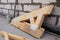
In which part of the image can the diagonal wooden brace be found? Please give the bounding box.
[11,5,54,38]
[0,31,30,40]
[11,5,54,22]
[0,32,9,40]
[30,13,45,30]
[11,21,45,38]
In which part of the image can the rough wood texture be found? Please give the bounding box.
[0,31,29,40]
[11,5,54,38]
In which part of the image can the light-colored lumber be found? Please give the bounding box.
[11,21,45,38]
[0,31,9,40]
[30,14,45,30]
[3,32,9,40]
[0,31,29,40]
[30,16,34,24]
[11,5,54,38]
[12,5,54,22]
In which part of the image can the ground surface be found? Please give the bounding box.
[0,17,60,40]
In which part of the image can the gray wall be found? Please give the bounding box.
[0,0,56,15]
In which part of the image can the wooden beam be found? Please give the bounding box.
[35,14,45,28]
[0,31,29,40]
[11,5,54,22]
[30,16,35,24]
[11,5,54,38]
[30,14,45,30]
[3,32,9,40]
[0,31,9,40]
[11,21,45,38]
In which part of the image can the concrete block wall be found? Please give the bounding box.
[0,0,56,16]
[0,0,60,34]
